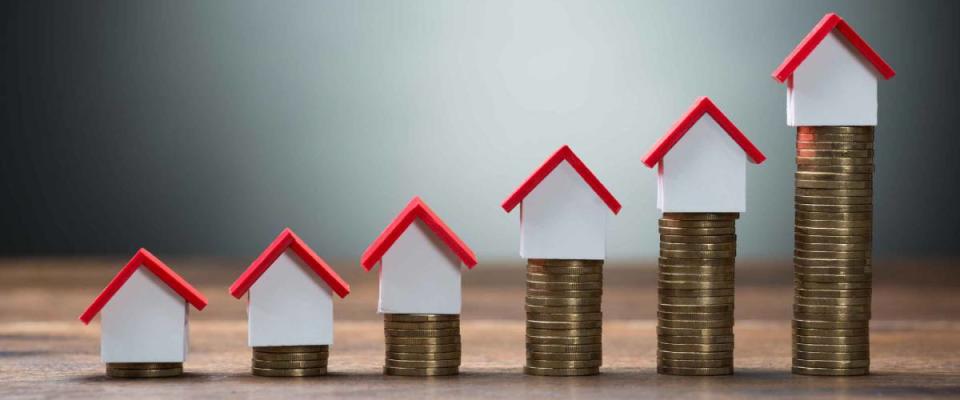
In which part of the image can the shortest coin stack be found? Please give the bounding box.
[252,345,329,377]
[657,213,738,376]
[384,314,461,376]
[525,259,603,377]
[105,362,183,378]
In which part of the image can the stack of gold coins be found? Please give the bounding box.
[105,362,183,378]
[525,259,603,376]
[383,314,461,376]
[251,345,329,377]
[657,213,738,376]
[793,126,873,376]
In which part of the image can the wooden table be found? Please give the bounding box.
[2,258,959,399]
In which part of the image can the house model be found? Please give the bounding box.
[360,196,477,315]
[642,97,766,213]
[502,145,621,260]
[229,228,350,347]
[79,248,208,363]
[773,13,896,126]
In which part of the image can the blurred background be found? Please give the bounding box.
[2,0,959,265]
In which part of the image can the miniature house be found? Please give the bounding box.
[229,228,350,347]
[773,13,896,126]
[79,249,208,363]
[502,145,621,260]
[360,196,477,315]
[642,97,766,213]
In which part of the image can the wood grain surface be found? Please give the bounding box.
[1,258,959,399]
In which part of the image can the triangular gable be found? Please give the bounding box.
[229,228,350,298]
[79,249,208,324]
[773,13,895,83]
[642,97,766,167]
[501,145,622,214]
[361,196,478,271]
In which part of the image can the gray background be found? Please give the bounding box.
[2,0,958,263]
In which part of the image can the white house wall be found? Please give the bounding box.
[248,249,335,347]
[379,219,462,314]
[660,116,746,213]
[520,160,608,260]
[101,267,188,363]
[788,31,879,126]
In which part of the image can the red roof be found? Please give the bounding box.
[642,97,766,167]
[361,196,478,271]
[79,249,208,325]
[501,145,622,214]
[773,13,895,83]
[230,228,350,298]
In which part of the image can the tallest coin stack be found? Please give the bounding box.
[793,126,873,376]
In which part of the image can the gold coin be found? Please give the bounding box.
[793,320,870,330]
[795,289,871,299]
[659,264,734,273]
[252,352,328,361]
[526,272,603,283]
[526,312,602,322]
[795,195,872,205]
[657,326,733,336]
[794,273,872,283]
[795,241,871,251]
[527,359,602,369]
[106,367,183,378]
[793,343,869,353]
[795,281,872,290]
[525,296,601,306]
[658,311,734,321]
[658,335,734,344]
[385,336,461,345]
[525,304,602,313]
[795,335,869,345]
[526,335,602,345]
[252,359,328,369]
[793,312,871,322]
[797,149,873,158]
[796,157,873,166]
[385,358,461,368]
[254,345,329,353]
[526,328,602,337]
[794,327,869,336]
[662,213,739,221]
[795,218,872,228]
[251,367,327,377]
[528,259,604,268]
[657,350,733,360]
[526,343,603,353]
[384,328,460,337]
[659,249,737,259]
[795,296,870,306]
[659,257,735,267]
[795,179,872,190]
[659,234,737,244]
[659,342,734,352]
[793,350,869,361]
[383,314,459,322]
[384,321,459,330]
[796,188,873,197]
[793,358,870,369]
[659,303,734,313]
[524,366,599,376]
[659,226,736,236]
[660,296,734,306]
[526,281,603,291]
[792,366,868,376]
[106,363,182,370]
[527,351,602,361]
[661,242,736,251]
[796,203,873,213]
[797,125,874,136]
[384,351,461,361]
[797,164,875,174]
[794,304,871,314]
[795,234,871,245]
[797,142,873,150]
[658,288,735,297]
[794,250,872,260]
[795,227,873,237]
[658,358,731,368]
[527,264,603,275]
[795,171,873,182]
[527,320,603,329]
[795,256,871,267]
[383,366,458,376]
[659,319,733,329]
[657,366,732,376]
[794,271,872,281]
[386,343,462,353]
[526,289,603,298]
[659,219,736,228]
